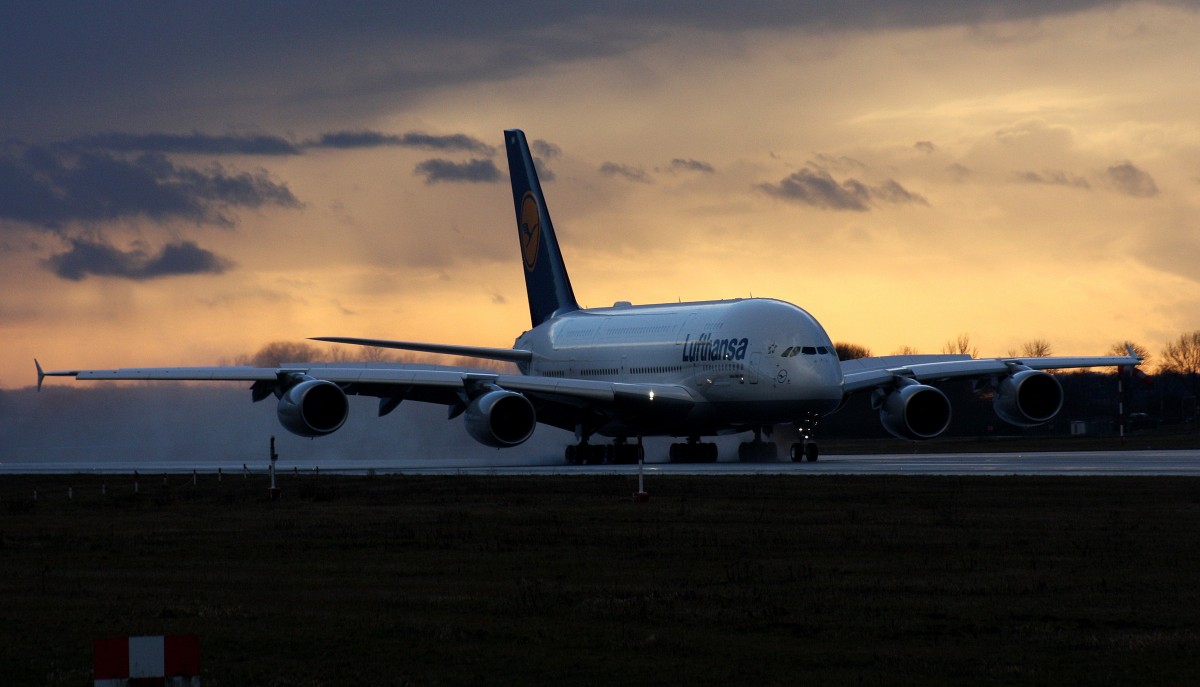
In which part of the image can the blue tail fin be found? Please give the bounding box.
[504,129,580,327]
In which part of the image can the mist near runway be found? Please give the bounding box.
[1,384,578,469]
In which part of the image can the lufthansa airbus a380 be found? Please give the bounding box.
[39,129,1141,463]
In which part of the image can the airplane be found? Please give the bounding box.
[38,129,1142,464]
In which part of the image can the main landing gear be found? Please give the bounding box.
[668,437,718,463]
[738,427,778,461]
[564,437,645,465]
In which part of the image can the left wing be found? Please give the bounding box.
[841,353,1142,394]
[36,361,695,435]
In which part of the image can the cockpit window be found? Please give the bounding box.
[802,346,817,355]
[816,346,829,355]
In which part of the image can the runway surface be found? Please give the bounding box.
[4,450,1200,476]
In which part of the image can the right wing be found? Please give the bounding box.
[308,337,533,364]
[840,353,1142,394]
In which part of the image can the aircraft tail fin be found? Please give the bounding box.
[504,129,580,327]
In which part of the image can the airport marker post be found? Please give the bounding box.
[94,634,200,686]
[633,436,649,503]
[268,436,281,501]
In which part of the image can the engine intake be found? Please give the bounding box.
[464,389,536,447]
[994,368,1063,427]
[277,378,349,437]
[878,381,952,440]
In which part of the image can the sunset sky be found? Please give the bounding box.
[5,1,1200,390]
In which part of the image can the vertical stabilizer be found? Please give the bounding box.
[504,129,580,327]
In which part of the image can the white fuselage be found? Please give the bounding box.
[514,298,845,436]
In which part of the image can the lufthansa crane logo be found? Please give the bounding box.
[519,192,541,272]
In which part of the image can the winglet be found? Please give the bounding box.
[1125,343,1143,363]
[35,359,45,391]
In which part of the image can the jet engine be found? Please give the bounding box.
[277,378,350,437]
[464,389,537,447]
[993,368,1063,427]
[878,380,952,440]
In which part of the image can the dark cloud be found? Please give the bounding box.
[667,158,715,174]
[599,162,652,184]
[532,140,562,159]
[758,167,927,211]
[68,132,301,156]
[45,238,232,281]
[914,141,938,154]
[308,131,493,154]
[3,3,1125,141]
[0,146,300,229]
[413,158,502,184]
[1105,161,1159,198]
[1012,170,1091,189]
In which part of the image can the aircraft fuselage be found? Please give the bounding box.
[516,297,844,436]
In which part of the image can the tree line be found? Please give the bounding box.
[835,330,1200,375]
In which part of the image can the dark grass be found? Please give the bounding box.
[3,473,1200,686]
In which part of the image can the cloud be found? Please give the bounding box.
[0,3,1135,143]
[0,146,300,228]
[308,131,493,154]
[413,158,502,184]
[532,140,562,159]
[914,141,938,154]
[1105,161,1159,198]
[67,132,301,156]
[599,162,652,183]
[1012,169,1091,189]
[666,158,715,174]
[45,238,232,281]
[758,167,928,211]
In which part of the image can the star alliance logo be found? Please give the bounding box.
[520,191,541,272]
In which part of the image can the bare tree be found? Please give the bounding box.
[1107,341,1151,366]
[892,345,920,355]
[834,342,871,360]
[941,333,978,358]
[1019,339,1053,357]
[234,341,321,367]
[1160,330,1200,375]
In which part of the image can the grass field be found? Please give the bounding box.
[3,472,1200,686]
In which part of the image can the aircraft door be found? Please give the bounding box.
[748,352,761,384]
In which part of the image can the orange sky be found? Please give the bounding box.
[5,2,1200,388]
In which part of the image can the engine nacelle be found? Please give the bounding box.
[879,382,952,440]
[464,390,536,447]
[277,378,349,437]
[994,369,1063,427]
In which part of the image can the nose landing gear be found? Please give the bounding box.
[789,415,820,462]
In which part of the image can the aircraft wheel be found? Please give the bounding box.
[806,443,819,462]
[585,445,606,465]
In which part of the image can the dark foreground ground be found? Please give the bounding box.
[3,473,1200,686]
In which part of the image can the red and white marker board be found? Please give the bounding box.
[94,635,200,686]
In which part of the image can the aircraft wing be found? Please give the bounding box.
[36,362,695,432]
[309,336,533,364]
[840,353,1142,394]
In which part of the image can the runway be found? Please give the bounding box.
[376,450,1200,476]
[4,450,1200,476]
